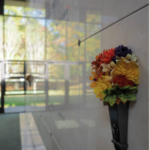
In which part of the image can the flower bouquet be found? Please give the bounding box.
[89,45,140,150]
[89,45,140,106]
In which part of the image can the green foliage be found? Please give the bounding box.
[103,84,138,106]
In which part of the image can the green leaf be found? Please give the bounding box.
[102,89,109,95]
[108,87,115,94]
[122,86,138,95]
[126,93,136,101]
[118,93,128,102]
[114,84,120,90]
[129,86,137,90]
[108,95,117,106]
[128,86,138,93]
[109,99,116,106]
[120,85,130,90]
[103,95,112,102]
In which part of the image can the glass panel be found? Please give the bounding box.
[86,13,101,23]
[86,34,101,62]
[67,45,79,61]
[26,62,45,75]
[0,16,3,60]
[79,42,85,61]
[5,79,24,92]
[4,5,25,16]
[0,63,1,107]
[49,64,65,105]
[86,62,95,103]
[26,18,45,60]
[4,61,25,113]
[5,95,25,113]
[86,23,101,37]
[25,0,45,18]
[4,16,26,60]
[25,94,46,112]
[69,64,80,104]
[5,62,24,79]
[25,6,45,18]
[67,22,85,47]
[46,20,66,61]
[26,79,45,94]
[4,1,45,18]
[49,64,64,79]
[5,62,24,74]
[25,62,46,112]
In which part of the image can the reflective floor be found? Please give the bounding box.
[20,113,46,150]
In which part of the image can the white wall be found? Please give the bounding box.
[25,0,149,150]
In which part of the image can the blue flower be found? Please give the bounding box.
[112,45,132,63]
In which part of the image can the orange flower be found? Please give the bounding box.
[91,48,115,77]
[91,55,103,70]
[89,71,98,88]
[100,48,115,64]
[99,71,105,78]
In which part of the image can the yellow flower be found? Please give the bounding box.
[89,71,98,88]
[111,57,140,84]
[93,77,112,100]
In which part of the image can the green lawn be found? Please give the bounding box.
[4,95,95,107]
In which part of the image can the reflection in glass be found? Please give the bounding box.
[0,63,2,108]
[4,17,26,60]
[85,62,96,102]
[5,62,24,74]
[26,18,45,60]
[5,79,24,91]
[26,79,45,94]
[25,7,45,18]
[20,113,47,150]
[0,16,3,60]
[69,64,80,104]
[49,64,65,105]
[86,34,101,62]
[68,45,79,61]
[1,1,104,149]
[4,5,25,16]
[67,22,85,47]
[4,95,25,113]
[4,1,45,18]
[86,13,101,23]
[26,62,45,75]
[46,20,66,61]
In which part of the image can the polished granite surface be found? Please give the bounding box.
[2,0,149,150]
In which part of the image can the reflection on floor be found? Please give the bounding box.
[80,119,95,127]
[0,111,97,150]
[54,119,95,129]
[5,106,25,113]
[0,113,21,150]
[5,106,45,113]
[20,113,47,150]
[55,120,79,129]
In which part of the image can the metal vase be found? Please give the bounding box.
[108,102,129,150]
